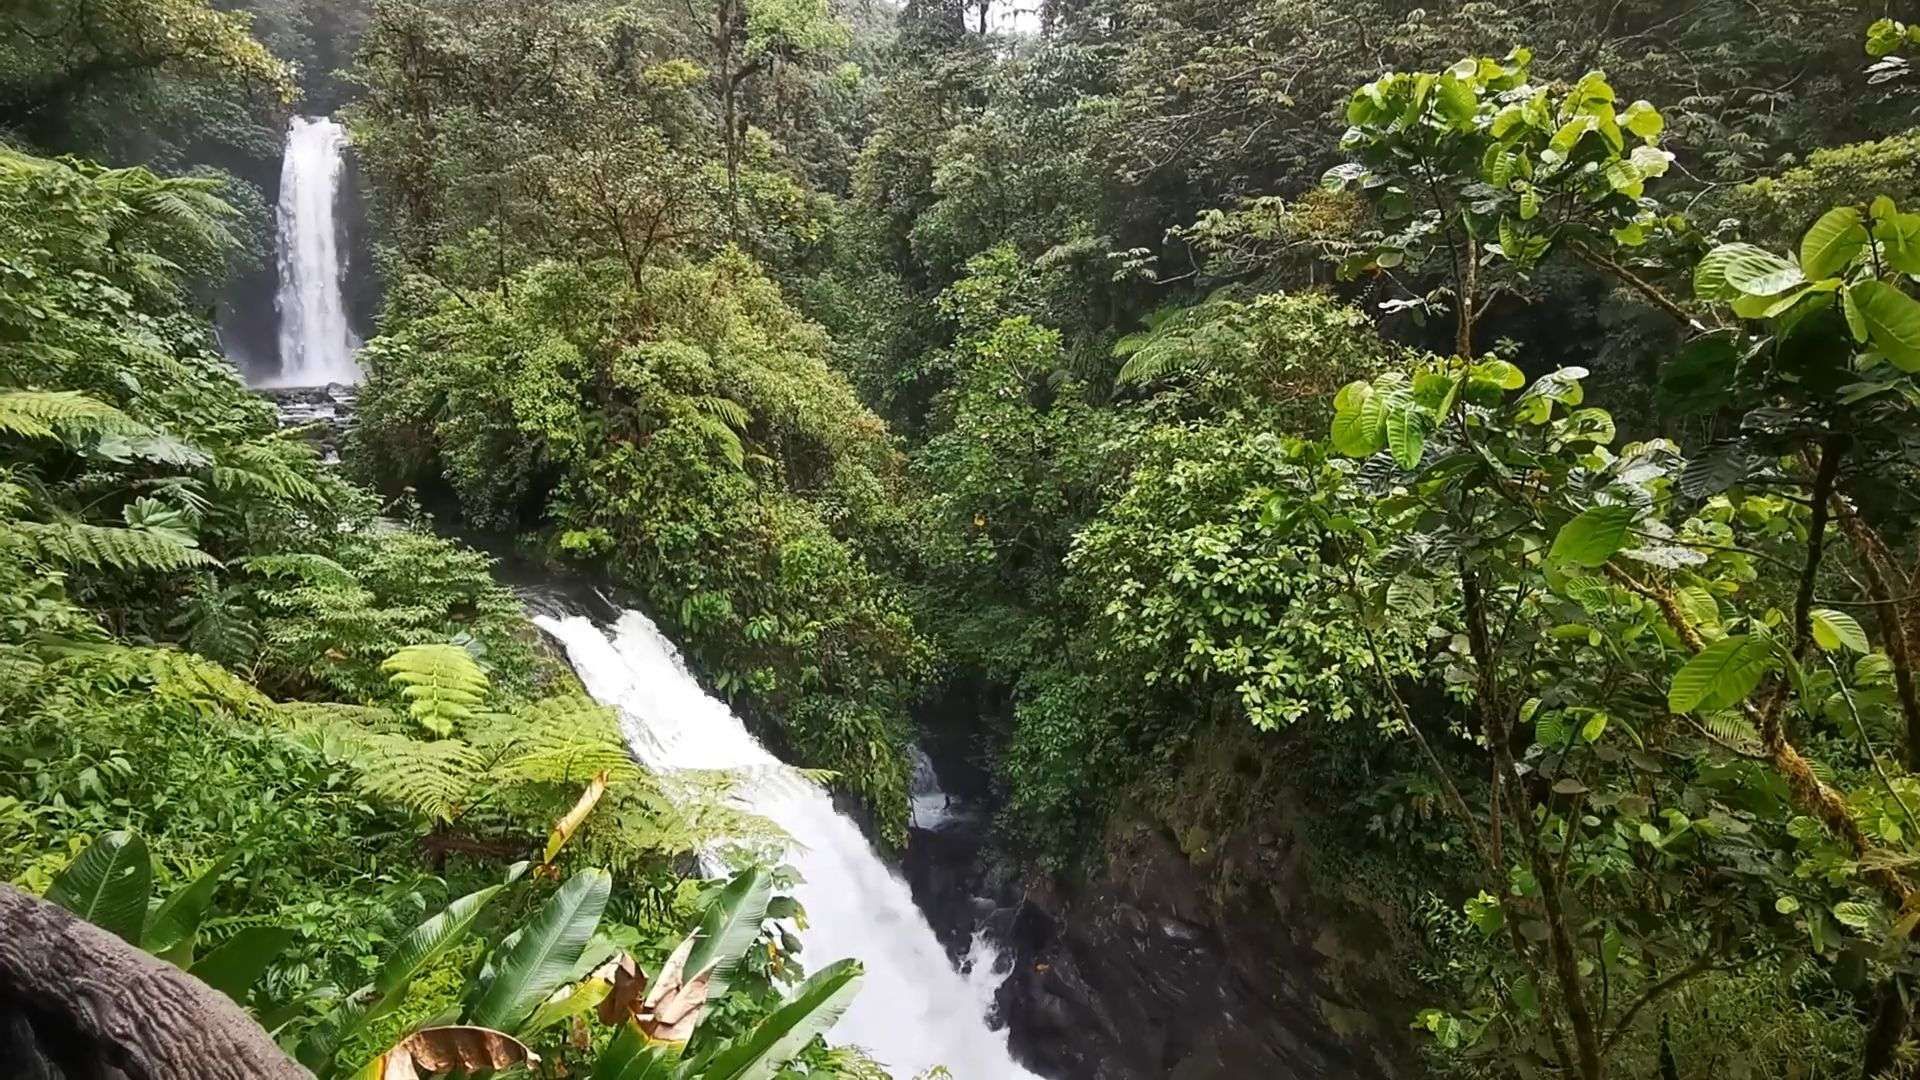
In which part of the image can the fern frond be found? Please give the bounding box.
[11,520,219,572]
[0,390,144,441]
[478,695,641,785]
[382,643,490,736]
[210,439,329,507]
[344,731,486,822]
[691,394,753,431]
[139,647,270,710]
[49,643,268,711]
[171,576,262,667]
[694,415,746,469]
[241,552,358,588]
[1700,710,1763,754]
[277,701,403,729]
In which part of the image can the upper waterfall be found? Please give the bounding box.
[536,609,1043,1080]
[267,116,359,387]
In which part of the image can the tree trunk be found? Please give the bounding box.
[0,885,306,1080]
[716,0,741,235]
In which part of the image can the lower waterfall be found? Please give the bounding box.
[535,609,1040,1079]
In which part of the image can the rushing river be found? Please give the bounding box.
[536,610,1040,1079]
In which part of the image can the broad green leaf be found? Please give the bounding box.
[1330,381,1384,457]
[1464,892,1503,937]
[683,869,774,1000]
[1621,99,1663,140]
[1321,163,1369,192]
[380,883,507,1001]
[1869,18,1907,57]
[1579,713,1609,743]
[1603,160,1643,198]
[1811,609,1870,653]
[1775,896,1800,915]
[1628,144,1671,178]
[1549,116,1594,155]
[1847,281,1920,371]
[699,960,864,1080]
[523,971,615,1036]
[1385,394,1425,469]
[299,879,512,1069]
[46,830,151,945]
[1874,212,1920,275]
[1716,245,1804,297]
[1472,359,1525,389]
[1549,506,1636,567]
[1481,144,1517,187]
[1675,586,1720,628]
[146,847,240,961]
[1845,284,1869,342]
[1800,206,1867,280]
[1668,635,1776,713]
[1435,72,1477,128]
[1833,901,1877,931]
[469,869,612,1033]
[1730,281,1835,321]
[190,926,296,1003]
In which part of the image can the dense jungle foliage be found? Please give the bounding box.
[21,0,1920,1077]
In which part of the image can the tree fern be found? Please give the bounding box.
[50,643,269,712]
[10,520,219,572]
[0,390,144,442]
[382,643,491,736]
[241,552,359,589]
[692,394,753,432]
[210,438,330,508]
[297,725,487,822]
[1114,289,1249,385]
[694,415,747,470]
[474,696,642,785]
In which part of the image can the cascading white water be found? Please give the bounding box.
[536,610,1040,1080]
[268,116,359,387]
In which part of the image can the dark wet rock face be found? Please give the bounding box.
[996,824,1396,1080]
[904,725,1417,1080]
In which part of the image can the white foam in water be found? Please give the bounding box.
[536,610,1040,1079]
[266,116,359,387]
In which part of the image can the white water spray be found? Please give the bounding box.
[537,610,1040,1080]
[269,116,359,387]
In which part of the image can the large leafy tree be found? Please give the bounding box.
[0,0,294,154]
